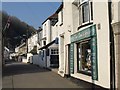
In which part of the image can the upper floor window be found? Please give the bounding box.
[78,0,93,26]
[44,24,46,36]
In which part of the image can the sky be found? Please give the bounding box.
[2,2,61,29]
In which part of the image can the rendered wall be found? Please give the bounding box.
[69,1,111,88]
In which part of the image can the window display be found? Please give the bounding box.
[77,40,91,74]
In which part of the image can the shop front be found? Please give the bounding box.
[70,25,98,81]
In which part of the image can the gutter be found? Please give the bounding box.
[108,1,116,90]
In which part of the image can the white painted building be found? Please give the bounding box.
[15,46,19,53]
[37,27,42,53]
[56,0,119,89]
[28,33,38,53]
[4,47,10,60]
[38,10,60,68]
[27,33,38,63]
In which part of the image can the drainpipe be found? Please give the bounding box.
[44,49,47,68]
[108,1,116,90]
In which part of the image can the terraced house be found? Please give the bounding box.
[29,1,119,89]
[58,0,120,89]
[38,10,59,68]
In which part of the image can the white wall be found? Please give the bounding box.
[51,22,59,41]
[63,2,72,45]
[15,47,19,53]
[63,2,74,76]
[22,56,27,63]
[56,7,66,77]
[4,47,10,60]
[37,50,46,67]
[37,30,43,53]
[72,3,79,34]
[28,34,38,52]
[22,58,27,63]
[58,36,65,77]
[32,55,39,65]
[58,2,73,76]
[93,1,110,88]
[42,20,51,44]
[27,53,33,63]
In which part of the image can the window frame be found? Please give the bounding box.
[76,39,92,76]
[50,48,59,55]
[78,0,93,27]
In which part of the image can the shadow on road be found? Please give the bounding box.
[3,60,51,77]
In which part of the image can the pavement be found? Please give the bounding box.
[2,60,81,88]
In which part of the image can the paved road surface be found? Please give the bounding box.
[2,60,81,88]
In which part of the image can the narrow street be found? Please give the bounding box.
[2,60,80,88]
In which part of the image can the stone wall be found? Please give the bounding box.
[112,21,120,90]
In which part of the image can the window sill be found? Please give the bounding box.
[77,22,93,30]
[77,70,91,76]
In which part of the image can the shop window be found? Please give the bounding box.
[78,0,93,26]
[51,49,59,55]
[77,40,91,75]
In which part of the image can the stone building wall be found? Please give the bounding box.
[112,21,120,90]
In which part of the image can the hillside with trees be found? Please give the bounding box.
[1,11,37,51]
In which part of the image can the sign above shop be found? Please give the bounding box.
[70,25,98,80]
[71,25,96,43]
